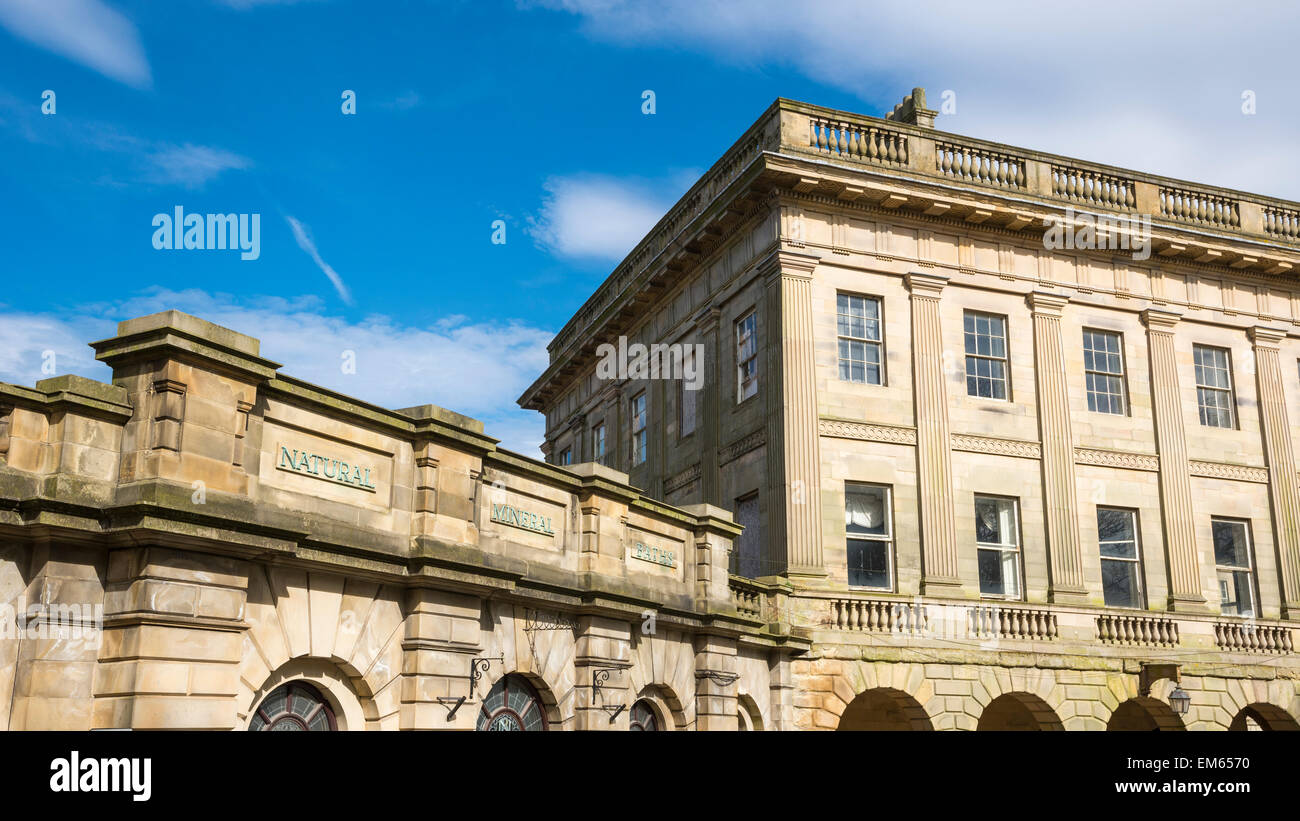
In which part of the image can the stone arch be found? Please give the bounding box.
[737,692,764,731]
[626,628,697,729]
[968,666,1077,730]
[798,660,941,730]
[480,669,563,730]
[1229,703,1300,731]
[1199,677,1300,730]
[631,683,687,730]
[244,657,373,731]
[976,692,1065,731]
[239,565,405,729]
[838,687,933,731]
[1107,697,1186,731]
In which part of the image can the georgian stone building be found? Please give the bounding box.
[518,90,1300,730]
[0,311,800,730]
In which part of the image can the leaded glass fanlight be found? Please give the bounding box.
[476,674,547,731]
[629,700,658,731]
[248,681,336,731]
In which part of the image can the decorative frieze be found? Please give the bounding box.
[817,419,916,445]
[718,430,765,466]
[1073,447,1159,471]
[1187,460,1270,484]
[664,463,702,495]
[950,434,1041,459]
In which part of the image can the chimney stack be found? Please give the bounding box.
[884,87,937,129]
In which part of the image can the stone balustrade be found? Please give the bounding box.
[1052,165,1136,210]
[934,141,1025,190]
[967,604,1058,641]
[810,114,908,165]
[729,576,764,619]
[1215,621,1295,654]
[1096,613,1179,647]
[828,597,929,634]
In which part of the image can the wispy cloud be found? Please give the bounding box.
[531,0,1300,199]
[0,97,251,188]
[377,91,422,111]
[0,0,151,88]
[0,288,552,455]
[145,143,252,188]
[286,216,353,305]
[528,173,693,261]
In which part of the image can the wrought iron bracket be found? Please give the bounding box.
[592,667,627,721]
[695,670,740,687]
[436,696,466,720]
[470,655,504,698]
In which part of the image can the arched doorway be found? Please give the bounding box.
[1108,697,1185,731]
[248,681,337,731]
[1229,703,1300,731]
[737,693,764,731]
[977,693,1064,731]
[477,674,548,731]
[838,687,933,731]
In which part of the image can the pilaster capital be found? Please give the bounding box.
[756,249,819,285]
[1026,289,1069,316]
[1248,325,1289,349]
[1141,307,1183,333]
[905,271,949,300]
[694,305,722,333]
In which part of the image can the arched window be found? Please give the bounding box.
[477,674,547,731]
[249,681,336,731]
[629,700,658,731]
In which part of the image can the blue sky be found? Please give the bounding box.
[1,0,1296,453]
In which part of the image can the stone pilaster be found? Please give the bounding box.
[693,634,738,730]
[399,589,482,729]
[572,616,631,730]
[906,272,961,593]
[761,250,824,578]
[1249,326,1300,618]
[695,306,722,506]
[768,650,794,731]
[1027,291,1088,602]
[1142,308,1205,611]
[93,546,246,729]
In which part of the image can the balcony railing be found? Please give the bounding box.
[728,576,764,619]
[814,593,1296,657]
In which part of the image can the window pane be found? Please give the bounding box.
[848,539,890,588]
[1097,507,1135,545]
[978,548,1005,595]
[1212,520,1250,568]
[1102,559,1141,608]
[846,486,889,536]
[1218,569,1255,617]
[733,496,760,578]
[974,497,1016,546]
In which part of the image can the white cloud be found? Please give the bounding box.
[530,0,1300,199]
[0,289,552,455]
[0,0,151,88]
[528,174,685,261]
[145,143,252,188]
[286,216,353,305]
